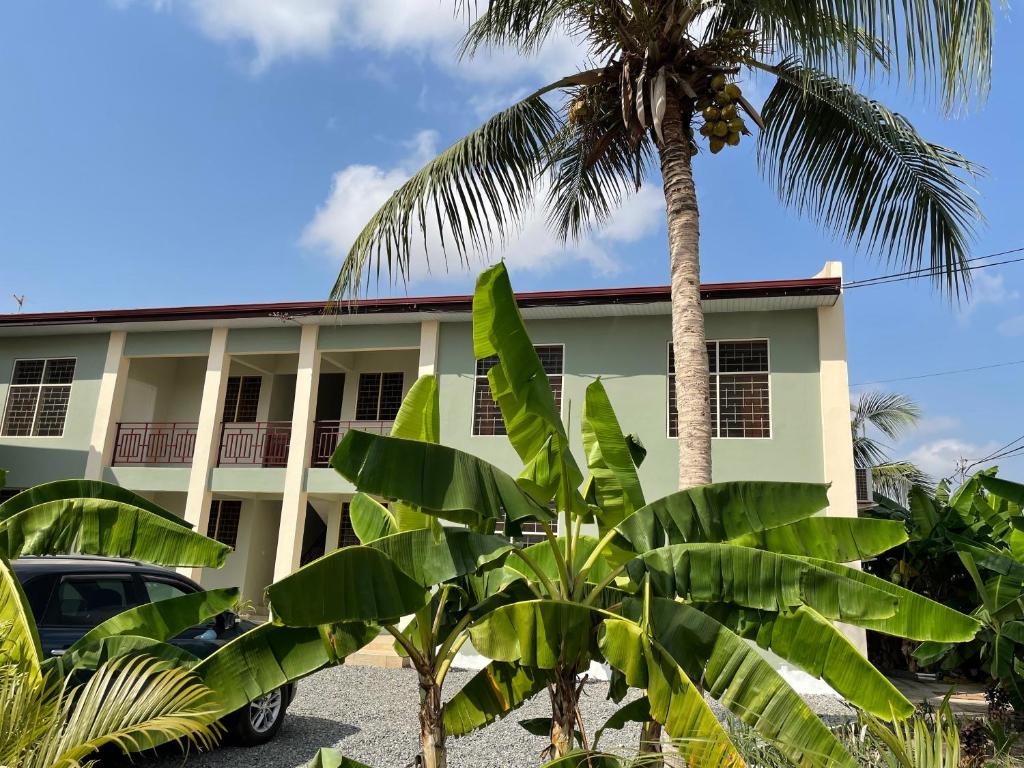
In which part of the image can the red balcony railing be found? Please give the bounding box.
[311,420,393,467]
[113,422,198,465]
[218,421,292,467]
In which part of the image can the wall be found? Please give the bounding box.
[0,333,110,486]
[120,357,206,423]
[335,349,420,422]
[436,310,824,502]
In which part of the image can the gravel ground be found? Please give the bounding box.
[149,666,853,768]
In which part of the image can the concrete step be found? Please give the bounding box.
[345,634,412,669]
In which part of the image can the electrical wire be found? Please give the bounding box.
[844,250,1024,289]
[850,358,1024,387]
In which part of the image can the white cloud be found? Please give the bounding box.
[300,130,665,283]
[958,271,1020,321]
[907,438,1001,479]
[113,0,586,80]
[998,314,1024,337]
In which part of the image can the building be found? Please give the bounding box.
[0,262,857,612]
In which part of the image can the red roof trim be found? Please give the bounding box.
[0,277,840,327]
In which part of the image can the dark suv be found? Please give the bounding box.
[12,555,295,746]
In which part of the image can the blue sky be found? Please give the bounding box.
[1,1,1021,482]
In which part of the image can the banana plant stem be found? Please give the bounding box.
[542,520,572,598]
[509,548,560,598]
[582,564,627,607]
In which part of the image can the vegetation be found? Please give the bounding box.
[851,391,930,503]
[268,262,979,768]
[330,0,991,490]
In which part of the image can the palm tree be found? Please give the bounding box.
[330,0,989,490]
[851,390,931,502]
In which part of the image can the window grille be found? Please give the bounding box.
[222,376,261,422]
[355,372,404,421]
[2,358,76,437]
[473,345,563,435]
[207,500,241,548]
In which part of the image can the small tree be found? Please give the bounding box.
[851,391,930,503]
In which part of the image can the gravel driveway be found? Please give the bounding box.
[150,665,852,768]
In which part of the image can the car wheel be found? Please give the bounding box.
[225,688,286,746]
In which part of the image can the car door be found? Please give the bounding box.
[35,573,142,658]
[136,574,222,658]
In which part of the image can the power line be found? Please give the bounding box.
[850,358,1024,387]
[843,248,1024,289]
[962,434,1024,473]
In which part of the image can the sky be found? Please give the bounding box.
[0,1,1021,483]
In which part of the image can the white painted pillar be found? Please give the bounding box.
[273,324,321,581]
[85,331,128,480]
[418,320,440,376]
[816,261,866,653]
[181,328,230,583]
[325,502,342,553]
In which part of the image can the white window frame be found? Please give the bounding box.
[354,371,405,421]
[1,357,77,438]
[666,339,772,440]
[471,343,565,437]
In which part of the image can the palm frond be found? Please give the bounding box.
[332,91,562,300]
[758,61,983,296]
[457,0,579,58]
[872,462,934,502]
[852,391,921,440]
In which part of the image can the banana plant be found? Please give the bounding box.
[277,262,979,768]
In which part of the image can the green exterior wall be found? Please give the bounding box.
[125,330,211,357]
[317,323,420,351]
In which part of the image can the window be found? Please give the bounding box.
[338,502,361,549]
[668,340,770,439]
[222,376,261,422]
[207,500,241,548]
[473,345,563,435]
[143,579,190,603]
[43,577,133,626]
[354,372,404,421]
[493,512,556,547]
[2,358,75,437]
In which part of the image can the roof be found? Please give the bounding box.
[0,272,842,334]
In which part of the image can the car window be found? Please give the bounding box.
[143,579,190,603]
[20,574,57,622]
[42,577,134,626]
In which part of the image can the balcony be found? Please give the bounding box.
[218,421,292,467]
[113,422,198,466]
[311,420,393,467]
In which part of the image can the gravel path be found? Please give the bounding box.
[150,666,852,768]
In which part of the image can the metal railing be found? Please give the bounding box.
[113,422,199,465]
[311,420,393,467]
[218,421,292,467]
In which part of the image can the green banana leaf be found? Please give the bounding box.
[472,263,583,507]
[981,475,1024,506]
[348,493,397,544]
[908,486,942,539]
[599,618,743,767]
[467,599,595,669]
[366,527,513,587]
[0,479,192,527]
[193,622,337,716]
[302,750,373,768]
[616,481,830,553]
[804,557,982,641]
[593,696,650,747]
[712,603,912,719]
[541,753,622,768]
[630,597,867,765]
[0,498,229,567]
[582,379,645,531]
[47,634,200,681]
[387,374,442,534]
[443,661,548,737]
[331,430,554,529]
[727,517,908,562]
[629,543,898,622]
[0,557,42,679]
[506,535,634,586]
[267,545,428,626]
[66,587,239,656]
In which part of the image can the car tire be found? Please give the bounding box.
[224,687,287,746]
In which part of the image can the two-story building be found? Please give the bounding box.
[0,262,858,612]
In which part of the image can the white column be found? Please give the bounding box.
[816,261,866,653]
[418,320,440,376]
[325,503,343,553]
[273,324,321,581]
[84,331,128,480]
[181,328,230,583]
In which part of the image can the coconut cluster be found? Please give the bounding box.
[697,74,747,154]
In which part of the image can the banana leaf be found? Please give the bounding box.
[303,750,373,768]
[980,475,1024,506]
[267,546,428,626]
[804,557,982,641]
[616,481,830,553]
[0,557,42,679]
[630,597,880,765]
[0,499,229,567]
[47,634,200,681]
[331,431,554,530]
[387,374,442,534]
[727,517,908,562]
[582,379,645,531]
[472,263,583,507]
[443,661,548,737]
[66,587,239,656]
[348,493,397,544]
[506,535,634,586]
[366,527,513,587]
[0,479,191,528]
[467,599,596,669]
[593,696,650,746]
[599,618,743,767]
[541,753,621,767]
[629,543,898,622]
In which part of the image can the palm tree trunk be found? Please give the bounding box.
[419,673,446,768]
[659,88,711,490]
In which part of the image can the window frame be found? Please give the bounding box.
[471,343,565,437]
[354,371,405,422]
[1,357,77,438]
[39,574,139,629]
[207,499,242,549]
[666,339,772,440]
